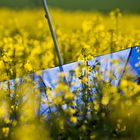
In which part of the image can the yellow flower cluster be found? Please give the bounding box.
[0,8,139,81]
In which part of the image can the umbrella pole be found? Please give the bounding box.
[42,0,63,66]
[42,0,68,84]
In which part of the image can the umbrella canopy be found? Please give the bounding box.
[1,46,140,115]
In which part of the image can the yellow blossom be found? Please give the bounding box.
[70,116,77,123]
[2,127,9,137]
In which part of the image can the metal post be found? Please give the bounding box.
[42,0,63,66]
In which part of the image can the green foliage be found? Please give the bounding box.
[47,0,140,13]
[0,0,140,13]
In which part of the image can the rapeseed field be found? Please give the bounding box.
[0,8,140,140]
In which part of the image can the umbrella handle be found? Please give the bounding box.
[42,0,63,66]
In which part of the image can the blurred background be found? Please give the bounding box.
[0,0,140,13]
